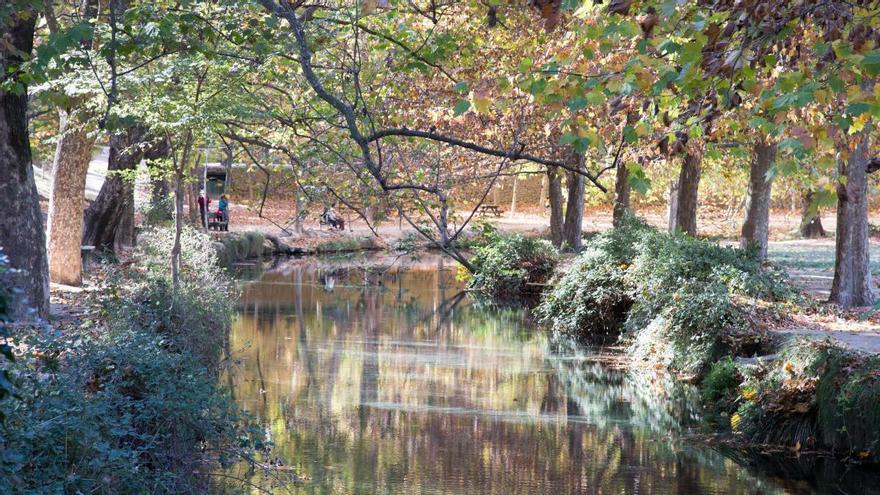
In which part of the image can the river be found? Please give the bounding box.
[226,254,880,494]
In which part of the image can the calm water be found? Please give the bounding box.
[227,255,879,494]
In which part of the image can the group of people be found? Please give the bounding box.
[197,190,229,228]
[198,190,347,232]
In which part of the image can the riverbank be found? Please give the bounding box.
[0,226,263,493]
[464,218,880,463]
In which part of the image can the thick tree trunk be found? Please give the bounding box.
[829,139,875,307]
[799,191,826,238]
[0,13,50,319]
[46,108,96,286]
[740,141,776,259]
[612,160,630,226]
[563,152,585,251]
[82,125,147,251]
[547,166,564,247]
[146,138,173,220]
[672,152,701,236]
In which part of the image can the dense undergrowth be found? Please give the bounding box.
[532,216,880,460]
[0,226,264,493]
[710,340,880,460]
[537,216,796,375]
[467,231,558,299]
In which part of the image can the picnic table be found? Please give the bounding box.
[478,204,503,217]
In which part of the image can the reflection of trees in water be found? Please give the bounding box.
[228,261,787,494]
[549,337,703,436]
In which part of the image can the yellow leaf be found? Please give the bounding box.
[730,413,742,431]
[472,97,491,114]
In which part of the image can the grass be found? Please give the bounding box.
[768,241,880,274]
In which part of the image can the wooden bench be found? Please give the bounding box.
[208,219,229,231]
[478,204,503,217]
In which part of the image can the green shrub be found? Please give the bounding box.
[625,229,795,331]
[700,356,741,413]
[468,233,558,299]
[0,226,262,493]
[630,281,744,375]
[536,216,650,338]
[538,214,793,375]
[0,328,260,494]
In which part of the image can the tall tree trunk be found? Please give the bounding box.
[829,138,875,307]
[673,152,701,236]
[563,152,585,251]
[740,140,776,259]
[799,191,826,238]
[171,166,184,291]
[547,166,564,247]
[509,172,518,216]
[146,138,172,220]
[612,160,630,226]
[667,180,679,233]
[539,173,548,208]
[0,13,49,318]
[82,125,147,251]
[46,108,96,285]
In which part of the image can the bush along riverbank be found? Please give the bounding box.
[530,216,880,462]
[0,226,266,494]
[466,231,558,300]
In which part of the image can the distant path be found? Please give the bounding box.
[34,145,151,203]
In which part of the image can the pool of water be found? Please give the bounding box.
[227,254,880,494]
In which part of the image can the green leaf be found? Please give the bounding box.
[559,133,577,145]
[848,102,870,117]
[567,96,588,111]
[453,100,471,116]
[861,51,880,76]
[453,81,468,93]
[519,57,533,73]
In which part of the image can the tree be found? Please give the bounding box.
[43,0,100,286]
[671,151,702,237]
[0,8,49,318]
[46,106,97,284]
[741,140,777,259]
[829,133,876,307]
[82,124,150,250]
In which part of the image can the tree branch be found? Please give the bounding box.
[367,128,607,192]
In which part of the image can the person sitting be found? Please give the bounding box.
[321,205,345,231]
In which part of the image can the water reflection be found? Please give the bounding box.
[226,255,837,494]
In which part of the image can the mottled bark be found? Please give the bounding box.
[672,152,701,237]
[547,166,564,247]
[563,151,585,251]
[666,180,679,233]
[612,160,630,226]
[0,13,49,318]
[799,191,826,239]
[740,141,776,259]
[46,108,96,286]
[82,125,147,251]
[829,138,875,307]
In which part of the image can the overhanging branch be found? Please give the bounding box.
[367,128,608,192]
